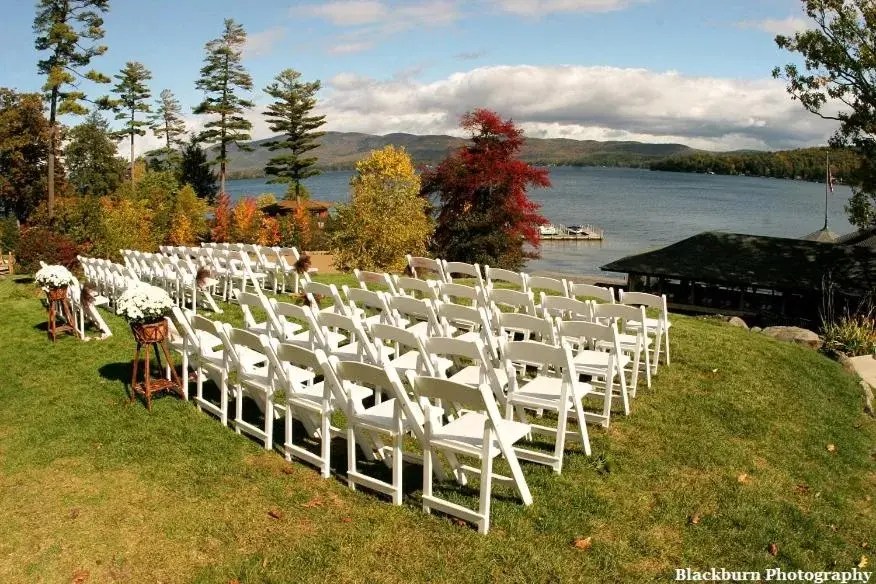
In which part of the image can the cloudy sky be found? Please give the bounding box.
[1,0,834,153]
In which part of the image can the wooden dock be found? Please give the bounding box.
[540,224,604,241]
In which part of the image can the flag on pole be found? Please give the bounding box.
[826,158,834,193]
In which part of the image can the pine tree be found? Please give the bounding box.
[262,69,326,200]
[66,112,127,197]
[178,136,218,203]
[150,89,186,160]
[107,61,152,184]
[193,18,253,196]
[34,0,111,219]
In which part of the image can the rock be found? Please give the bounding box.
[751,326,762,333]
[727,317,749,329]
[762,326,822,350]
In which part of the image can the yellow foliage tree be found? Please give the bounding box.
[231,197,264,244]
[168,184,209,245]
[330,145,432,271]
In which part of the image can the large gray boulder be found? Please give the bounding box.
[762,326,822,350]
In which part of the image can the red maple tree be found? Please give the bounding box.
[210,191,232,242]
[421,109,549,269]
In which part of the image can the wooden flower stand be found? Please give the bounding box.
[46,286,80,342]
[129,320,184,411]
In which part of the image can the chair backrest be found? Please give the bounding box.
[272,299,324,347]
[528,275,568,297]
[353,269,397,293]
[555,318,622,357]
[436,281,482,307]
[501,338,580,399]
[422,336,505,405]
[440,260,484,287]
[619,291,667,313]
[268,342,328,393]
[569,283,615,304]
[590,302,647,332]
[387,295,442,335]
[343,286,395,326]
[303,280,347,314]
[487,287,537,315]
[237,291,281,335]
[316,310,378,363]
[495,310,555,344]
[484,266,527,291]
[393,275,439,301]
[540,293,591,321]
[225,326,270,374]
[435,302,498,358]
[406,255,445,281]
[170,306,199,349]
[408,373,502,424]
[369,322,435,375]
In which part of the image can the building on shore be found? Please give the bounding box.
[261,199,334,229]
[601,231,876,326]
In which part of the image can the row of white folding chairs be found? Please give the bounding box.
[356,267,671,375]
[120,250,223,314]
[166,306,629,533]
[78,256,139,307]
[197,243,317,294]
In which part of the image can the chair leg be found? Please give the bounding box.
[478,441,493,534]
[263,392,273,451]
[391,431,403,505]
[320,404,331,479]
[553,402,569,474]
[663,328,671,365]
[284,405,294,462]
[235,385,243,434]
[346,426,357,490]
[220,375,229,426]
[422,440,433,514]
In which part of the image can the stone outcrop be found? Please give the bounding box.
[762,326,822,350]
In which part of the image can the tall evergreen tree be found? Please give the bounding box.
[108,61,152,184]
[193,18,253,196]
[34,0,111,219]
[262,69,326,199]
[178,136,218,203]
[65,112,127,198]
[150,89,186,156]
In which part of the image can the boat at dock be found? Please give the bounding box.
[539,223,604,241]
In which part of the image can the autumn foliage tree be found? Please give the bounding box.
[211,191,232,242]
[331,145,432,271]
[421,109,549,270]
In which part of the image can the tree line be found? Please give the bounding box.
[648,147,861,183]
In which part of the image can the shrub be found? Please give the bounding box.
[0,216,20,252]
[16,227,79,273]
[821,311,876,357]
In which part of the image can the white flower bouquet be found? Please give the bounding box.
[34,265,75,289]
[116,282,173,324]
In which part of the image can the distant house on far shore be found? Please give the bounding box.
[261,199,334,229]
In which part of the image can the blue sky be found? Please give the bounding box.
[0,0,830,151]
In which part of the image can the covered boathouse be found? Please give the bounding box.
[600,231,876,326]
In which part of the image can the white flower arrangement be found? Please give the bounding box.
[116,282,173,324]
[34,265,75,289]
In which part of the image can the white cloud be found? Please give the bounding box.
[736,16,809,37]
[300,0,388,25]
[328,41,375,55]
[315,64,839,150]
[300,0,461,53]
[493,0,646,16]
[242,27,287,59]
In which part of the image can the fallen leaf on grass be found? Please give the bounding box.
[737,472,750,484]
[302,497,324,509]
[452,518,467,527]
[341,517,352,523]
[711,368,718,374]
[268,509,284,520]
[688,514,701,525]
[793,484,810,494]
[859,556,869,569]
[830,524,839,532]
[826,443,837,453]
[229,579,241,584]
[71,569,89,584]
[768,543,778,557]
[862,542,870,549]
[572,536,593,551]
[69,508,80,519]
[281,467,294,476]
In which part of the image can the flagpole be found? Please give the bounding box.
[824,152,829,231]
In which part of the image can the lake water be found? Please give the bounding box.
[226,167,855,276]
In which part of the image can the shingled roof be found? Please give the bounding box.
[600,231,876,296]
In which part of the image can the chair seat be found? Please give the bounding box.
[290,380,372,406]
[627,318,670,332]
[356,399,419,431]
[389,351,452,375]
[433,412,530,453]
[512,375,592,407]
[596,334,651,351]
[449,365,508,389]
[573,350,630,371]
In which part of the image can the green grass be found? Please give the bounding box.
[0,275,873,583]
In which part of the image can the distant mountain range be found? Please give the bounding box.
[213,131,698,178]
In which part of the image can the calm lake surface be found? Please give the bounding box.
[226,167,855,276]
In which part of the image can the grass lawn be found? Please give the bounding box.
[0,274,873,583]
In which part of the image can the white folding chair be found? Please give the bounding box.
[354,269,398,294]
[436,281,484,307]
[539,293,591,321]
[406,255,446,282]
[409,373,533,534]
[484,266,527,291]
[555,318,630,427]
[302,280,349,316]
[393,275,440,302]
[569,282,615,304]
[591,302,652,392]
[619,291,672,373]
[223,326,279,450]
[369,322,448,376]
[528,275,569,297]
[501,339,593,473]
[387,294,445,337]
[191,315,232,426]
[423,336,508,404]
[343,286,396,327]
[441,260,484,288]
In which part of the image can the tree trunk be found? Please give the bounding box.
[47,87,59,221]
